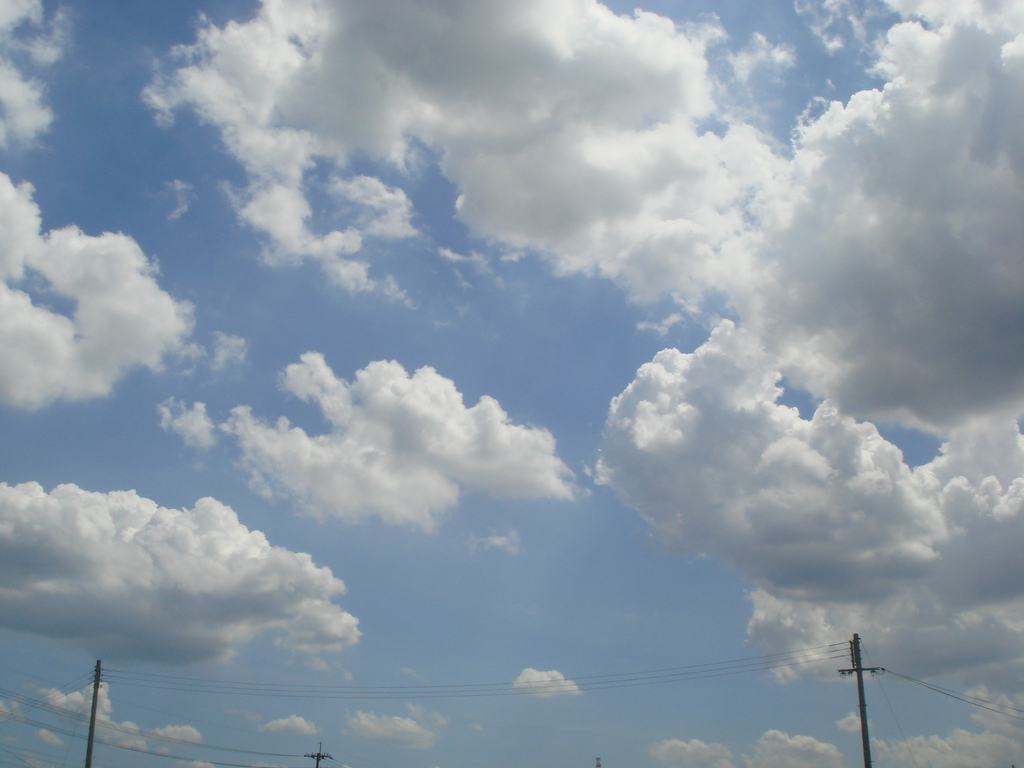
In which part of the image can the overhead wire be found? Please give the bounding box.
[103,642,849,700]
[0,643,847,768]
[885,670,1024,722]
[863,645,920,768]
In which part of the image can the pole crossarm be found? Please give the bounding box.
[305,742,333,768]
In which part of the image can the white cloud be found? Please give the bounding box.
[38,683,200,751]
[743,731,843,768]
[143,0,1024,434]
[151,725,202,743]
[870,686,1024,768]
[651,732,842,768]
[0,173,194,408]
[332,175,417,239]
[656,710,1024,768]
[258,715,320,735]
[736,13,1024,430]
[793,0,890,52]
[36,729,61,746]
[597,321,1024,683]
[158,398,217,451]
[469,528,522,555]
[222,353,576,530]
[651,738,736,768]
[727,33,795,83]
[166,179,194,221]
[345,705,446,749]
[512,668,580,697]
[211,332,248,371]
[0,481,360,662]
[834,712,861,734]
[144,0,786,300]
[0,0,63,147]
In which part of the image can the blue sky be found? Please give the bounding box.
[3,1,1024,768]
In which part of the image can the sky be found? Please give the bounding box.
[2,0,1024,767]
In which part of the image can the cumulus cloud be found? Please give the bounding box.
[0,481,360,662]
[144,0,785,300]
[0,0,64,147]
[598,321,1024,683]
[744,731,844,768]
[39,682,202,751]
[222,353,576,530]
[258,715,320,735]
[36,728,61,746]
[332,175,417,239]
[651,738,736,768]
[345,705,447,749]
[657,699,1024,768]
[512,668,580,697]
[143,0,1024,433]
[651,731,842,768]
[736,13,1024,429]
[0,173,193,408]
[158,398,217,450]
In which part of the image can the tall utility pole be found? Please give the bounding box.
[84,661,102,768]
[305,742,333,768]
[838,634,882,768]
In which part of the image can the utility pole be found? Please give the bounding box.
[305,742,333,768]
[838,634,882,768]
[84,660,102,768]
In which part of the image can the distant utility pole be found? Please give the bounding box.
[305,742,333,768]
[84,660,102,768]
[838,634,882,768]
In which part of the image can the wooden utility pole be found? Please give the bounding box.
[839,634,881,768]
[84,660,102,768]
[305,742,333,768]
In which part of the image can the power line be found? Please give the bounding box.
[103,643,848,700]
[885,670,1024,722]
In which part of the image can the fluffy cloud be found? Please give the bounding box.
[158,398,217,450]
[598,321,1024,683]
[345,705,447,749]
[146,0,1024,432]
[512,668,580,697]
[737,13,1024,429]
[258,715,320,735]
[744,731,844,768]
[0,0,64,147]
[651,731,842,768]
[0,173,193,408]
[222,353,576,530]
[469,528,522,555]
[653,693,1024,768]
[870,686,1024,768]
[144,0,784,300]
[0,481,360,662]
[210,332,247,371]
[651,738,735,768]
[39,682,202,751]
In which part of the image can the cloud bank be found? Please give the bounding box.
[598,321,1024,683]
[0,481,360,662]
